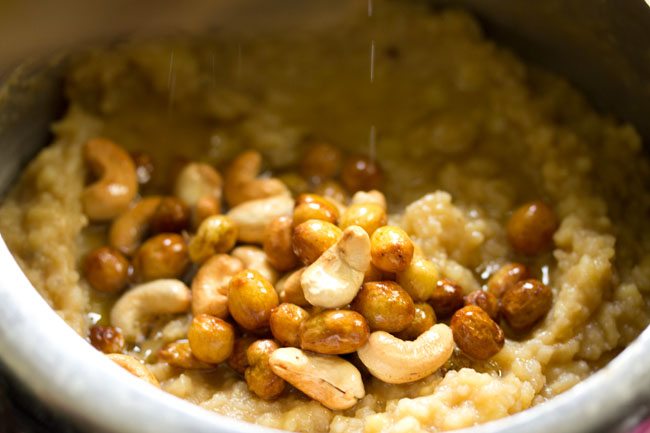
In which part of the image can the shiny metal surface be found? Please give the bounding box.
[1,1,650,432]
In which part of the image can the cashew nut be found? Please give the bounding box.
[351,190,387,211]
[109,197,162,256]
[111,279,191,343]
[224,150,290,207]
[275,267,309,306]
[174,162,223,225]
[192,254,244,318]
[357,323,454,384]
[106,354,160,387]
[301,226,370,308]
[231,246,279,284]
[227,195,294,244]
[269,347,364,410]
[82,138,138,221]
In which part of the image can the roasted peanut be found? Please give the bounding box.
[501,279,553,331]
[299,310,369,355]
[228,270,279,330]
[370,226,414,273]
[507,201,558,255]
[300,141,342,181]
[396,255,439,301]
[340,203,387,236]
[107,354,159,387]
[292,219,343,265]
[314,180,348,205]
[245,339,286,400]
[351,190,387,210]
[130,151,155,186]
[429,278,465,318]
[224,150,289,207]
[159,340,212,369]
[263,216,299,272]
[341,155,383,192]
[451,305,504,360]
[188,215,238,263]
[89,325,125,354]
[228,335,256,374]
[464,290,499,320]
[293,194,340,227]
[351,281,415,332]
[269,303,310,347]
[133,233,190,282]
[109,197,162,256]
[83,246,130,293]
[150,197,190,234]
[188,314,235,364]
[363,263,386,283]
[231,246,279,285]
[487,262,529,298]
[275,268,309,307]
[396,303,436,340]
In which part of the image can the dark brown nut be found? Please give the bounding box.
[507,201,558,255]
[451,305,504,360]
[269,303,310,347]
[89,325,125,354]
[396,303,436,340]
[245,339,285,400]
[83,246,130,293]
[486,263,529,299]
[370,226,414,273]
[188,314,235,364]
[158,340,212,369]
[300,142,342,181]
[263,216,299,272]
[313,180,348,205]
[228,335,256,374]
[340,203,387,236]
[228,270,279,330]
[131,151,155,185]
[293,194,340,227]
[501,279,553,331]
[150,197,190,234]
[132,233,190,282]
[292,219,343,265]
[464,290,499,321]
[299,310,370,355]
[429,278,464,318]
[341,155,383,192]
[351,281,415,332]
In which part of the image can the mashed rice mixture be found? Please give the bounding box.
[1,1,650,432]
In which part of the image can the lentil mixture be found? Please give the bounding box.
[2,1,650,432]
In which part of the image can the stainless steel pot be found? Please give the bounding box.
[1,1,650,432]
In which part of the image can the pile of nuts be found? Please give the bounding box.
[81,137,558,410]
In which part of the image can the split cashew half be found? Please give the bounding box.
[111,279,191,343]
[224,150,290,207]
[269,347,365,410]
[192,254,244,318]
[174,162,223,225]
[82,138,138,221]
[109,196,162,256]
[106,353,160,387]
[301,226,370,308]
[227,195,294,244]
[357,323,454,384]
[231,246,279,284]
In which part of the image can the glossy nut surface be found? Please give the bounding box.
[396,255,439,301]
[158,340,211,369]
[245,339,286,400]
[340,203,387,235]
[83,246,130,293]
[269,303,310,347]
[263,216,299,272]
[396,303,436,341]
[451,305,504,360]
[429,278,465,318]
[300,142,342,181]
[487,262,529,298]
[501,279,553,331]
[292,219,342,265]
[464,290,500,321]
[150,197,190,234]
[228,270,279,330]
[299,310,369,354]
[351,281,415,332]
[131,151,155,186]
[341,155,383,192]
[228,336,256,374]
[313,180,348,205]
[370,226,414,273]
[89,325,125,354]
[188,215,238,263]
[507,201,558,255]
[293,194,340,226]
[132,233,190,282]
[187,314,235,364]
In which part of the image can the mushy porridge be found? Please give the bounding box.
[1,1,650,432]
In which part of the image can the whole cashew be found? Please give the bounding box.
[174,162,223,225]
[111,279,191,343]
[109,197,162,256]
[357,323,454,384]
[106,353,160,387]
[82,138,138,221]
[351,190,387,210]
[224,150,290,207]
[275,267,308,306]
[227,195,294,244]
[231,246,279,284]
[269,347,364,410]
[301,226,370,308]
[191,254,244,318]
